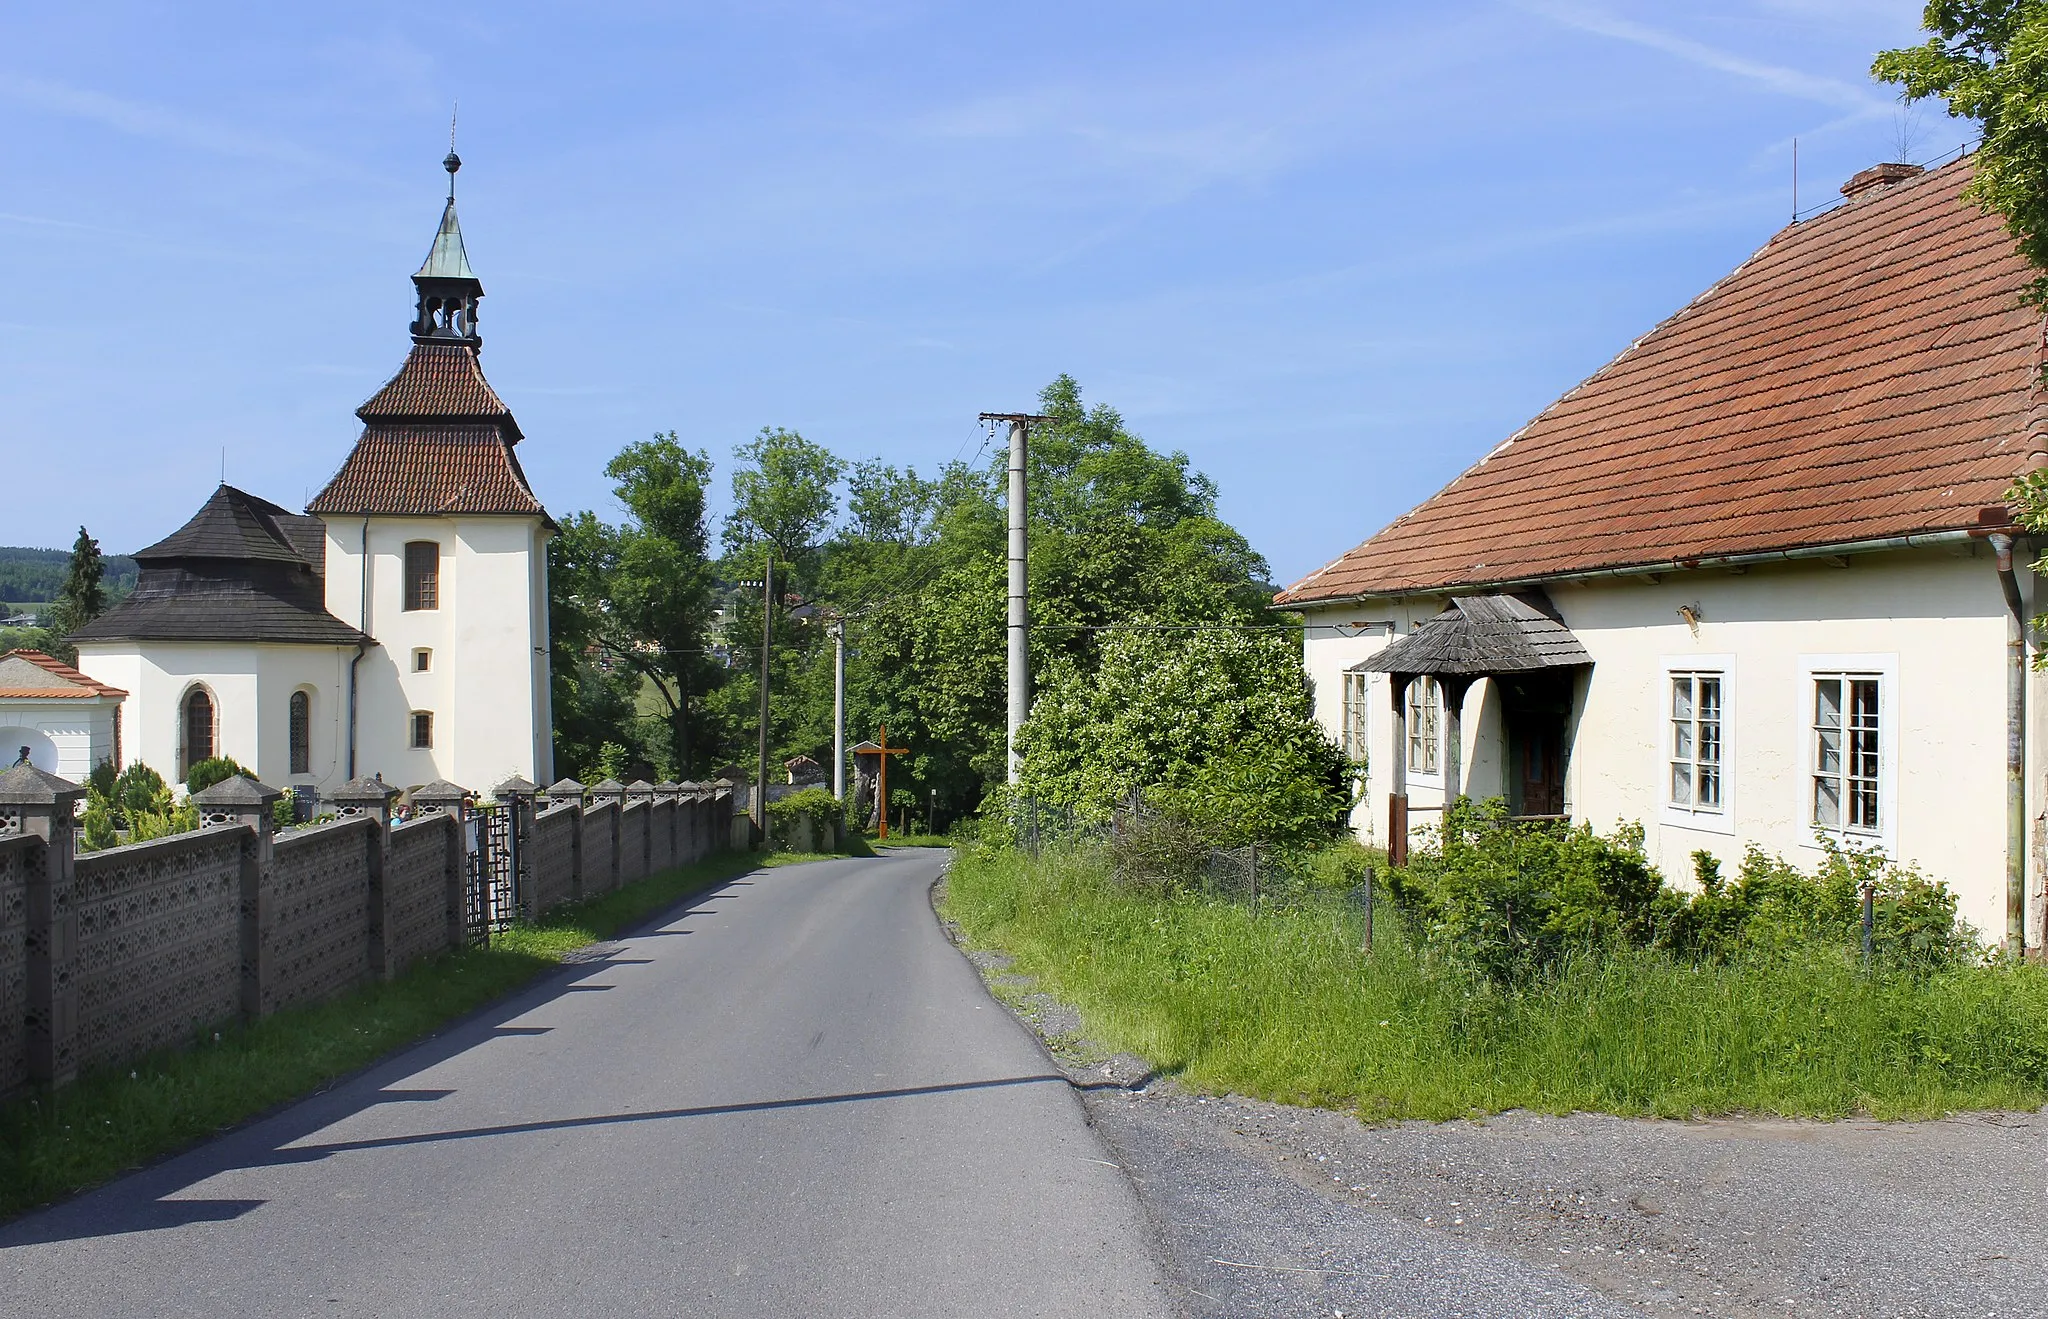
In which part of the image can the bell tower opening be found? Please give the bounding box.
[410,150,483,348]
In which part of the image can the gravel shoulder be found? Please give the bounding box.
[940,887,2048,1319]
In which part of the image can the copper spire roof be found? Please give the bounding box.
[417,196,476,281]
[1278,157,2044,606]
[308,171,548,524]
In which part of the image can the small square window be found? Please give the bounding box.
[414,649,432,673]
[411,711,433,749]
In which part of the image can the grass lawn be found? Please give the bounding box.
[943,843,2048,1121]
[0,850,759,1221]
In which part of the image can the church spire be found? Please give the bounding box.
[409,149,483,347]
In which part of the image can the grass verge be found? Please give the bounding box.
[0,850,759,1222]
[943,842,2048,1121]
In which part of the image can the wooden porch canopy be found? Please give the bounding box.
[1361,594,1591,862]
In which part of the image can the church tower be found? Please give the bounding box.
[308,152,554,791]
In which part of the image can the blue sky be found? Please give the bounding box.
[1,1,1951,587]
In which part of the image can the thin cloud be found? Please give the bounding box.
[0,71,340,171]
[1514,1,1892,115]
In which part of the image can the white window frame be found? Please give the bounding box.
[1406,676,1442,783]
[1659,655,1735,836]
[1340,668,1371,763]
[1799,654,1898,856]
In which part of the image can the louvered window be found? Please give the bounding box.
[404,541,440,611]
[1407,678,1440,775]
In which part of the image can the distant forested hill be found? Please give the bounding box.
[0,547,140,604]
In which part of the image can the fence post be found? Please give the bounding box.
[3,763,84,1088]
[332,776,400,980]
[194,774,283,1022]
[1360,862,1375,954]
[411,780,471,949]
[590,779,626,890]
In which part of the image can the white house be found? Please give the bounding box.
[71,153,554,800]
[0,650,124,781]
[1281,156,2047,949]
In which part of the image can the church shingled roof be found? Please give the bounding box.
[136,485,316,566]
[1277,156,2045,606]
[353,342,518,434]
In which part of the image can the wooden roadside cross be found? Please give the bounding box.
[874,723,910,839]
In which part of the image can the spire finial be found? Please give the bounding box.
[443,103,460,199]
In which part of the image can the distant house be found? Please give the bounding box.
[0,649,125,780]
[68,160,554,798]
[1280,157,2046,947]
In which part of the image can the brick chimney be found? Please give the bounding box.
[1841,162,1924,201]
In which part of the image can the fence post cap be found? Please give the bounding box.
[590,777,627,798]
[191,773,282,811]
[330,775,401,806]
[625,779,657,800]
[0,762,85,807]
[410,779,468,803]
[492,774,539,799]
[546,777,585,798]
[654,780,680,796]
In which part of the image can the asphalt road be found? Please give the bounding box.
[0,851,1174,1318]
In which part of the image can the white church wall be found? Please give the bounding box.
[1302,546,2028,942]
[450,517,544,790]
[321,513,546,791]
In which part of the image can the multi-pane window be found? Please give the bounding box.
[182,688,214,777]
[1668,672,1724,812]
[411,711,434,750]
[289,690,311,776]
[404,541,440,611]
[1341,670,1370,761]
[1813,675,1882,834]
[1406,677,1441,775]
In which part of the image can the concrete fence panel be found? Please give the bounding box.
[620,802,650,884]
[72,829,243,1073]
[0,834,34,1095]
[530,805,578,917]
[650,799,676,875]
[582,801,617,894]
[387,814,459,975]
[267,818,376,1014]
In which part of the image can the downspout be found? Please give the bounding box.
[1990,530,2027,953]
[348,517,371,781]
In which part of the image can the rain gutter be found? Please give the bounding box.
[1271,530,1978,612]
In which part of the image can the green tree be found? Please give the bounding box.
[550,434,725,779]
[37,526,107,664]
[721,426,847,586]
[1876,3,2048,304]
[1015,627,1350,845]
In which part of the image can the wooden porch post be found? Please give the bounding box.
[1388,674,1410,867]
[1441,674,1476,806]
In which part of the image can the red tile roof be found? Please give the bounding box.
[0,650,127,699]
[307,425,547,518]
[356,342,519,438]
[1277,158,2047,606]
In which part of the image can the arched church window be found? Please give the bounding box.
[289,690,311,776]
[183,688,215,778]
[404,541,440,611]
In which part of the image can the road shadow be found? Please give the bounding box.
[0,870,772,1249]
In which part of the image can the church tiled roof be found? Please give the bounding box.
[1278,156,2043,606]
[354,342,518,434]
[307,425,547,517]
[0,650,127,700]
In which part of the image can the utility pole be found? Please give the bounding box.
[738,554,774,836]
[757,550,772,833]
[979,412,1050,784]
[831,618,846,802]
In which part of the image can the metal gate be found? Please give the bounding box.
[465,799,526,942]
